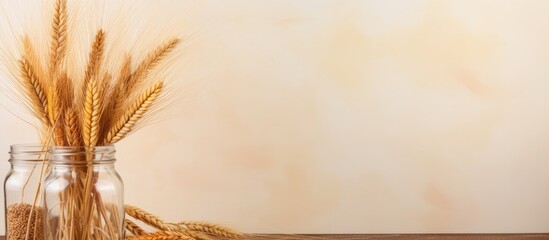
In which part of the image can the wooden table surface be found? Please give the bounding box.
[2,234,549,239]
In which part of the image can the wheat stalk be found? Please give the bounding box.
[124,205,245,240]
[105,81,163,144]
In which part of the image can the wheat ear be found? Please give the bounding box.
[124,205,177,232]
[82,77,101,147]
[49,0,68,73]
[99,55,133,140]
[105,81,163,144]
[126,38,179,93]
[84,29,105,85]
[177,222,245,238]
[113,55,132,107]
[125,219,146,236]
[22,36,44,82]
[52,72,76,145]
[18,58,50,125]
[64,108,82,146]
[126,231,196,240]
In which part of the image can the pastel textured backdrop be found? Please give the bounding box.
[1,0,549,234]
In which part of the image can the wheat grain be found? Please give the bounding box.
[7,203,44,240]
[105,81,163,144]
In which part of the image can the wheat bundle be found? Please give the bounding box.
[2,0,180,239]
[0,0,256,239]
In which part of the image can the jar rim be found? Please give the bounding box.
[10,143,47,154]
[9,144,47,162]
[49,145,116,164]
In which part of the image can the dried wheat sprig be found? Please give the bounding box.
[84,30,105,86]
[22,36,44,83]
[126,231,196,240]
[113,55,132,108]
[82,76,101,148]
[49,0,67,74]
[46,84,56,126]
[18,58,50,126]
[52,72,75,145]
[97,72,112,102]
[125,219,146,237]
[105,81,163,144]
[56,72,73,108]
[126,38,179,93]
[64,108,82,147]
[177,222,245,239]
[182,231,214,240]
[124,205,177,232]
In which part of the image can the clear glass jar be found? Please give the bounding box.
[4,144,48,240]
[43,146,124,240]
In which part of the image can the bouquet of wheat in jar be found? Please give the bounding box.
[1,0,181,239]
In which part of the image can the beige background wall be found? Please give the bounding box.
[1,0,549,234]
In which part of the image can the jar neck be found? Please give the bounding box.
[9,144,47,165]
[48,145,116,165]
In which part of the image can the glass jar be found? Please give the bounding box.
[4,144,48,240]
[43,146,124,240]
